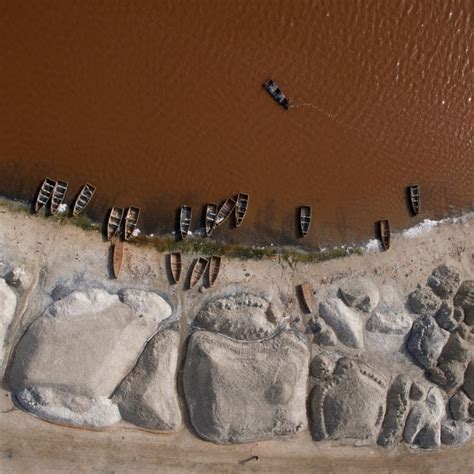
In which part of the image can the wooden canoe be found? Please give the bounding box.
[107,207,124,241]
[168,252,182,284]
[298,282,314,314]
[379,219,391,251]
[73,183,96,216]
[299,205,312,237]
[190,257,209,289]
[208,255,222,287]
[112,241,124,278]
[215,197,236,226]
[204,202,218,237]
[263,79,290,110]
[50,180,68,215]
[180,205,192,239]
[35,177,56,212]
[235,193,249,227]
[408,185,421,215]
[124,206,140,241]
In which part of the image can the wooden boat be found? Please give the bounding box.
[107,207,124,241]
[72,183,96,216]
[50,180,69,215]
[298,282,314,314]
[35,177,56,212]
[408,185,421,215]
[299,205,312,237]
[208,255,222,287]
[180,205,192,239]
[189,257,209,289]
[112,241,124,278]
[379,219,391,251]
[263,79,289,110]
[168,252,182,284]
[124,206,140,241]
[215,197,236,226]
[235,193,249,227]
[204,202,218,236]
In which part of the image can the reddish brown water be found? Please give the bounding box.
[1,1,472,246]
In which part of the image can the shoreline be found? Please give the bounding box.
[2,195,472,263]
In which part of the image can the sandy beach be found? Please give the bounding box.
[0,204,473,473]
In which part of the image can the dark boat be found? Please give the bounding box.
[379,219,391,251]
[235,193,249,227]
[73,183,96,216]
[50,180,69,215]
[408,185,421,215]
[107,207,124,241]
[180,205,192,239]
[298,282,314,314]
[205,202,218,237]
[263,79,289,110]
[113,241,124,278]
[299,205,312,237]
[190,257,209,289]
[215,197,236,226]
[208,255,222,287]
[169,252,182,284]
[124,206,140,241]
[35,178,56,212]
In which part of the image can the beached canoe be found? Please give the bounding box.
[169,252,182,284]
[112,241,124,278]
[190,257,209,289]
[34,178,56,212]
[208,255,222,287]
[124,206,140,241]
[204,202,218,237]
[298,282,314,314]
[180,205,192,239]
[235,193,249,227]
[408,185,421,215]
[263,79,289,110]
[107,207,124,241]
[379,219,391,251]
[299,205,312,237]
[72,183,96,216]
[215,197,236,226]
[50,180,68,215]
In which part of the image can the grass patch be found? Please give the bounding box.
[1,196,365,263]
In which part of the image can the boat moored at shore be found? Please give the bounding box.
[124,206,140,241]
[107,207,124,241]
[180,205,192,239]
[215,197,236,226]
[378,219,391,250]
[34,178,56,213]
[235,193,249,227]
[204,203,218,236]
[190,257,209,288]
[408,185,421,215]
[73,183,96,217]
[50,180,68,215]
[299,205,312,237]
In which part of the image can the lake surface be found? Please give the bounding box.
[1,1,472,246]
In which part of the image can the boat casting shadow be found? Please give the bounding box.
[165,254,178,286]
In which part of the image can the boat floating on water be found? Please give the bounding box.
[235,193,249,227]
[215,197,236,226]
[378,219,391,251]
[180,205,192,239]
[299,205,312,237]
[169,252,182,284]
[407,185,421,215]
[50,180,68,215]
[204,202,218,237]
[124,206,140,241]
[263,79,289,110]
[190,257,209,289]
[107,207,124,241]
[35,178,56,212]
[208,255,222,287]
[112,241,124,278]
[298,282,314,314]
[73,183,96,216]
